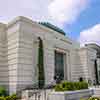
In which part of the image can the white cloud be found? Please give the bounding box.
[0,0,89,27]
[48,0,89,26]
[79,24,100,46]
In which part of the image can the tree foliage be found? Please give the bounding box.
[38,37,45,88]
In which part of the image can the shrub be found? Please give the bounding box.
[55,84,63,91]
[55,81,88,91]
[61,81,75,91]
[79,81,88,89]
[88,97,100,100]
[0,87,7,97]
[74,82,80,90]
[11,94,17,100]
[74,82,88,90]
[5,96,11,100]
[0,97,5,100]
[0,94,17,100]
[81,97,100,100]
[5,94,17,100]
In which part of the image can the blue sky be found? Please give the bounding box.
[63,0,100,39]
[0,0,100,45]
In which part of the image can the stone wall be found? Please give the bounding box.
[48,89,93,100]
[21,89,53,100]
[21,89,93,100]
[0,23,8,89]
[7,20,20,94]
[71,47,97,83]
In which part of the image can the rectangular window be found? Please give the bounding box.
[55,51,64,81]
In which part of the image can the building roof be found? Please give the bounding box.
[85,43,100,58]
[39,22,66,35]
[85,43,100,50]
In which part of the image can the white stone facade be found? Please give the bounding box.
[0,16,98,94]
[71,47,97,83]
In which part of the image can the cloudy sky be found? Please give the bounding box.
[0,0,100,46]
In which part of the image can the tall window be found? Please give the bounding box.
[55,51,64,81]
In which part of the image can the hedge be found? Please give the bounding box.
[0,87,7,97]
[88,97,100,100]
[81,97,100,100]
[0,94,17,100]
[55,81,88,91]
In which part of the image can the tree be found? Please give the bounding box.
[38,37,45,89]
